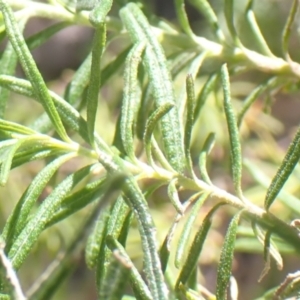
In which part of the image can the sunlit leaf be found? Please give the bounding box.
[216,210,243,300]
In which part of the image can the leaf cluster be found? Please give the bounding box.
[0,0,300,299]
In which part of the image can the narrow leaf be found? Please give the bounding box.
[64,53,91,105]
[258,230,271,282]
[0,0,70,142]
[0,138,30,186]
[28,207,102,300]
[221,64,243,199]
[144,103,174,168]
[244,159,300,215]
[98,201,132,299]
[174,0,195,38]
[106,236,152,300]
[175,193,209,268]
[89,0,113,27]
[46,178,106,227]
[120,3,185,173]
[121,42,145,159]
[98,248,130,300]
[86,207,110,271]
[9,164,95,270]
[0,119,36,136]
[198,132,215,184]
[185,74,196,175]
[224,0,239,44]
[0,43,18,118]
[237,77,280,127]
[176,203,225,287]
[167,179,184,214]
[188,0,225,42]
[122,178,169,300]
[282,0,298,60]
[265,126,300,210]
[245,0,274,57]
[160,213,182,274]
[86,24,106,146]
[216,210,243,300]
[194,73,218,122]
[0,75,110,152]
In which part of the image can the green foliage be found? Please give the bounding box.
[0,0,300,299]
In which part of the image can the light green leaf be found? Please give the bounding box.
[144,103,174,168]
[120,3,185,173]
[106,236,152,300]
[221,64,243,199]
[167,179,184,214]
[216,210,243,300]
[198,132,215,184]
[64,53,91,106]
[120,42,145,159]
[175,193,209,268]
[194,73,218,122]
[245,0,274,57]
[89,0,113,27]
[188,0,225,42]
[174,0,195,38]
[0,75,110,152]
[86,207,110,271]
[122,178,169,300]
[224,0,239,44]
[0,43,17,118]
[184,74,196,176]
[282,0,298,60]
[0,0,70,142]
[176,203,225,288]
[9,164,96,270]
[0,138,30,186]
[0,119,36,136]
[46,178,106,228]
[265,126,300,210]
[86,23,106,147]
[237,76,280,127]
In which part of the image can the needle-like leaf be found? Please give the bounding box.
[0,0,70,142]
[121,42,145,159]
[86,23,106,147]
[216,210,243,300]
[221,64,243,199]
[120,3,185,173]
[265,126,300,210]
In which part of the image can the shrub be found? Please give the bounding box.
[0,0,300,299]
